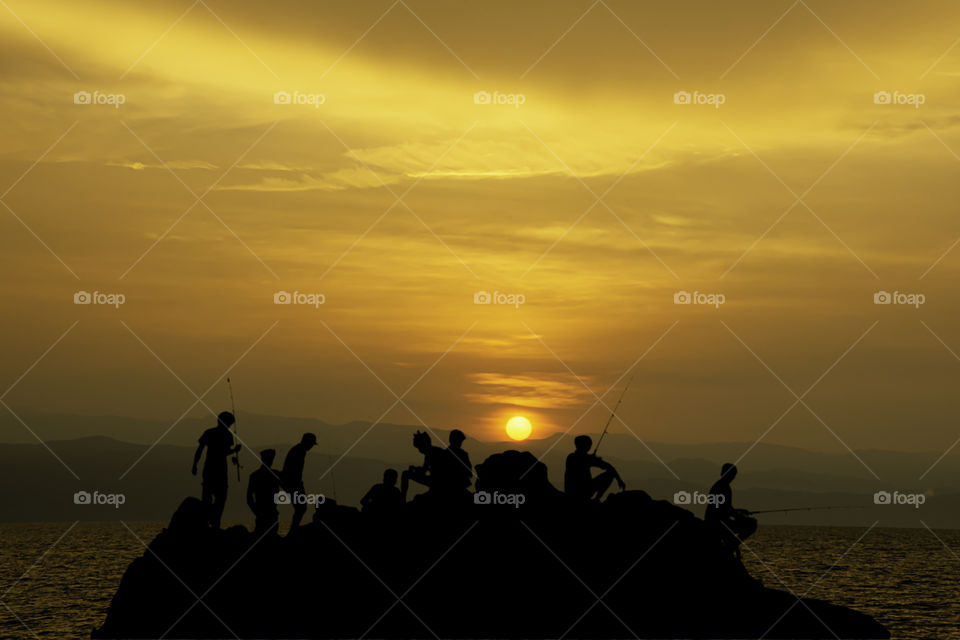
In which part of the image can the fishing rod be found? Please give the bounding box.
[593,373,635,456]
[748,505,864,515]
[227,377,242,483]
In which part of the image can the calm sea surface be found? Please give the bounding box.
[0,522,955,639]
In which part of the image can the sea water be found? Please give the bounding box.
[0,522,955,639]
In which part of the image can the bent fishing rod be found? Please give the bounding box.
[593,373,635,456]
[748,505,864,515]
[227,377,242,483]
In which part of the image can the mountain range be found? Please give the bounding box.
[2,411,958,527]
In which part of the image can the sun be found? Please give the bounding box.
[505,416,532,441]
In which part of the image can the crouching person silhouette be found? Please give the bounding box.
[401,431,442,502]
[247,449,281,535]
[705,463,757,559]
[361,469,403,516]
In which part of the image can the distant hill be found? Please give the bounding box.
[2,412,959,527]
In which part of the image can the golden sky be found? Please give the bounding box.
[2,0,960,453]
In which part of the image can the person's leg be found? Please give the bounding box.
[211,486,227,529]
[267,509,279,534]
[721,518,746,559]
[590,470,615,501]
[291,504,306,528]
[290,483,306,528]
[733,514,758,543]
[201,484,214,527]
[255,509,279,535]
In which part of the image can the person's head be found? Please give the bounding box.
[721,462,738,482]
[217,411,235,429]
[260,449,276,466]
[449,429,466,448]
[383,469,398,487]
[412,431,431,453]
[574,435,592,452]
[301,433,317,450]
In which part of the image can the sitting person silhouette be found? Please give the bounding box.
[401,431,471,504]
[564,435,625,502]
[361,469,403,515]
[246,449,281,534]
[705,463,757,559]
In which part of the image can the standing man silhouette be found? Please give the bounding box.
[281,433,317,530]
[192,411,241,528]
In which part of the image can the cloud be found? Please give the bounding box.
[465,372,593,409]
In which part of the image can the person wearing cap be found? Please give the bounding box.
[192,411,241,528]
[281,433,317,529]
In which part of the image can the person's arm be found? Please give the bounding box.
[246,478,256,512]
[590,454,613,472]
[610,465,626,490]
[192,442,205,475]
[360,487,374,507]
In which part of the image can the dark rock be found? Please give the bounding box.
[94,459,889,639]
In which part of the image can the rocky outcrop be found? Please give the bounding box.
[94,451,888,639]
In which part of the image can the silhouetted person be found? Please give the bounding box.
[401,431,452,502]
[361,469,403,516]
[246,449,281,535]
[192,411,241,528]
[281,433,317,529]
[446,429,474,490]
[705,463,757,559]
[564,435,625,502]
